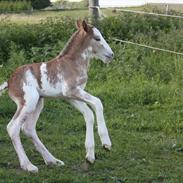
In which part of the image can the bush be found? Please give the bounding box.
[0,17,75,64]
[97,13,182,42]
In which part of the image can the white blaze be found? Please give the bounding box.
[93,28,113,54]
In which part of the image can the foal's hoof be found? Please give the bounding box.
[46,159,64,166]
[103,144,112,151]
[22,163,38,173]
[86,157,95,164]
[55,159,65,166]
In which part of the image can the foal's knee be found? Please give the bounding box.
[7,121,20,139]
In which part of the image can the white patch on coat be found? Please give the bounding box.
[39,63,68,97]
[81,46,93,60]
[92,28,113,54]
[22,70,39,112]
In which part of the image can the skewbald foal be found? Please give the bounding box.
[0,20,114,173]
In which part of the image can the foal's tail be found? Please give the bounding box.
[0,81,8,96]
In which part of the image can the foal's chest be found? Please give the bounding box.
[38,63,87,97]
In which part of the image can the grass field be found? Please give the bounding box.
[121,3,183,13]
[0,3,183,24]
[148,3,183,13]
[0,6,183,183]
[0,9,120,24]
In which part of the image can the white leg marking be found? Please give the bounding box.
[70,89,112,149]
[69,99,95,163]
[7,82,40,173]
[92,97,111,150]
[21,98,64,166]
[7,107,38,173]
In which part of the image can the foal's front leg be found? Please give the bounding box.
[69,89,112,151]
[69,99,95,163]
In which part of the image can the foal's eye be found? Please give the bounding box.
[94,37,101,41]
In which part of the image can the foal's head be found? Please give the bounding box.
[76,20,114,63]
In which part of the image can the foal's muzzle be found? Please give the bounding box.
[105,53,114,59]
[104,52,114,62]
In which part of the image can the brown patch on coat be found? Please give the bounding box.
[46,59,60,86]
[29,63,42,88]
[8,65,27,106]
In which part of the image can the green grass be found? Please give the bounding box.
[0,79,183,183]
[1,50,183,182]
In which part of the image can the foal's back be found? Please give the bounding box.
[8,59,63,101]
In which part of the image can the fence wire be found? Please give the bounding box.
[118,9,183,19]
[111,7,183,56]
[112,38,183,56]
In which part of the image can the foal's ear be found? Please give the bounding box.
[76,19,82,29]
[82,20,89,32]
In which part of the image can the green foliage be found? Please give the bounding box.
[97,13,182,47]
[0,17,75,64]
[0,0,31,12]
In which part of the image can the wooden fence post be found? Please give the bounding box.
[89,0,100,20]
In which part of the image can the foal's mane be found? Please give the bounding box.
[58,23,93,59]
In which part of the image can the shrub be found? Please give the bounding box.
[0,17,75,64]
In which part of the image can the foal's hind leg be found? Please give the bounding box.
[7,103,39,173]
[21,98,64,166]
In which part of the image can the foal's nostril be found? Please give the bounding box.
[104,52,114,59]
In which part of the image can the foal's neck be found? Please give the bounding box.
[58,30,92,61]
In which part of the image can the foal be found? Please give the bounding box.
[0,20,113,173]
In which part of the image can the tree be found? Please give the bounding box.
[31,0,51,10]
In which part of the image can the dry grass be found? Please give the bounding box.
[149,3,183,13]
[0,9,121,24]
